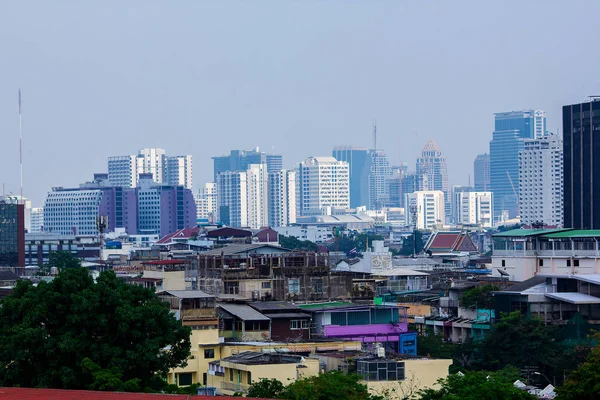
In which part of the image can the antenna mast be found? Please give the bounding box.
[19,89,23,202]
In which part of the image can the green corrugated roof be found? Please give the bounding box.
[492,228,572,237]
[542,230,600,238]
[297,301,352,310]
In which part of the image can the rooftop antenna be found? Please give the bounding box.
[18,89,23,203]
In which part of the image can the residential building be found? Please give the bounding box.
[249,301,312,341]
[297,157,349,216]
[136,174,196,237]
[30,207,44,233]
[563,99,600,229]
[0,199,25,268]
[268,170,297,227]
[213,148,282,182]
[519,133,563,227]
[273,225,333,243]
[416,139,450,220]
[216,171,247,227]
[195,183,217,223]
[490,110,546,222]
[108,149,193,189]
[453,191,494,227]
[368,150,392,210]
[217,303,272,342]
[385,170,403,208]
[405,191,445,230]
[167,155,193,190]
[473,153,490,191]
[332,146,369,208]
[107,155,138,187]
[246,164,269,229]
[450,185,473,224]
[401,172,419,208]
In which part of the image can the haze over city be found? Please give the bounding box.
[1,0,599,206]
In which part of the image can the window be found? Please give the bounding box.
[291,320,310,330]
[501,260,506,267]
[204,348,215,359]
[574,259,580,267]
[539,259,544,267]
[312,278,323,294]
[261,281,271,289]
[230,368,233,381]
[567,259,571,267]
[178,373,193,386]
[288,278,300,295]
[247,371,252,384]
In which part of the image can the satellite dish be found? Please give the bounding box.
[496,268,510,277]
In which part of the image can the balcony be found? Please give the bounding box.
[439,298,459,308]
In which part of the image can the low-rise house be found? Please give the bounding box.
[217,303,271,341]
[208,351,319,396]
[374,269,431,296]
[249,301,312,341]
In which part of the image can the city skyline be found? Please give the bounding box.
[2,1,598,206]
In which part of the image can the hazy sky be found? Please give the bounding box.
[1,1,599,206]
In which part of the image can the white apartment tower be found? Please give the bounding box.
[44,190,104,235]
[137,148,167,183]
[216,171,248,228]
[167,155,193,190]
[30,207,44,233]
[268,170,297,227]
[297,157,350,216]
[454,191,494,228]
[195,183,217,222]
[518,133,563,227]
[405,191,445,230]
[246,164,269,229]
[107,155,138,187]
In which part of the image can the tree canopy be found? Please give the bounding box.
[459,284,500,309]
[0,268,191,391]
[278,235,318,252]
[41,250,82,274]
[556,332,600,400]
[399,230,424,256]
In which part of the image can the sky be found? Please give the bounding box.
[1,1,599,206]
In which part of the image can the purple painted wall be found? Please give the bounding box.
[323,323,408,342]
[98,187,138,234]
[159,186,197,237]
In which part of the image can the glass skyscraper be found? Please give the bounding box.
[332,146,369,208]
[212,149,282,182]
[489,110,546,222]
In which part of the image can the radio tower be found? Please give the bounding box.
[19,89,23,202]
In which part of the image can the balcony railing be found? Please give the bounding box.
[221,382,249,393]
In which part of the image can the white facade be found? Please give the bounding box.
[167,155,193,190]
[136,148,167,184]
[518,133,563,227]
[44,189,103,235]
[405,191,445,230]
[297,157,349,216]
[216,171,248,227]
[454,191,493,227]
[137,176,162,234]
[246,164,269,229]
[268,170,297,227]
[196,182,217,222]
[107,155,137,187]
[274,225,333,243]
[30,207,44,233]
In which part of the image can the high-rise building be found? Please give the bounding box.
[0,199,25,268]
[385,170,403,208]
[518,133,563,228]
[195,183,217,223]
[246,164,269,229]
[401,172,419,208]
[454,191,493,228]
[490,110,546,221]
[563,100,600,228]
[108,149,193,189]
[135,174,196,236]
[404,191,445,230]
[450,185,473,224]
[416,139,449,219]
[213,148,282,182]
[268,170,297,227]
[216,171,248,227]
[368,150,392,210]
[167,155,193,190]
[30,207,44,233]
[332,146,369,208]
[473,153,490,191]
[107,155,138,187]
[297,157,350,216]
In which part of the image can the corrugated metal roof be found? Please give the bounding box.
[159,290,214,299]
[492,228,572,237]
[200,244,290,256]
[250,301,300,311]
[374,268,429,277]
[542,230,600,238]
[218,303,270,321]
[545,292,600,304]
[263,312,312,319]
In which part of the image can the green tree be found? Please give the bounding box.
[472,311,560,373]
[400,231,424,256]
[417,334,454,359]
[247,378,286,398]
[41,250,82,274]
[279,235,318,252]
[556,332,600,400]
[460,284,500,309]
[0,268,191,391]
[417,369,535,400]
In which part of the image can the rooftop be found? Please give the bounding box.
[221,351,303,365]
[542,230,600,238]
[492,228,572,237]
[199,243,291,256]
[249,301,301,312]
[374,268,430,277]
[158,290,214,299]
[218,303,270,321]
[546,292,600,304]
